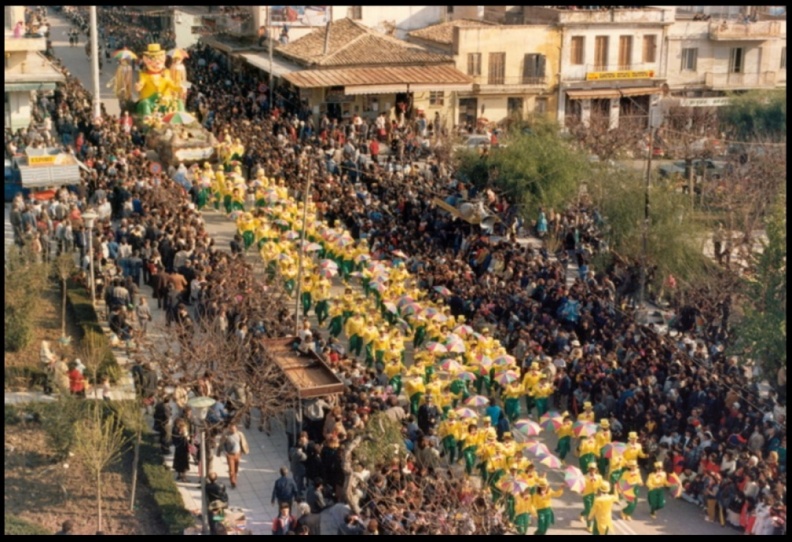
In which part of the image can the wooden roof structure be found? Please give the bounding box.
[264,337,344,399]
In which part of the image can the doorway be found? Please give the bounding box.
[458,97,478,127]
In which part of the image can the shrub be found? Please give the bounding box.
[139,433,196,534]
[4,514,52,535]
[65,277,121,383]
[4,249,48,352]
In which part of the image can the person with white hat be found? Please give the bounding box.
[646,461,670,519]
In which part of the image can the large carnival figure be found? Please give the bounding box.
[135,43,182,116]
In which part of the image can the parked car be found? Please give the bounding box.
[664,137,725,159]
[453,134,506,154]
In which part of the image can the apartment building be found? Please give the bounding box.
[665,6,786,100]
[409,20,560,125]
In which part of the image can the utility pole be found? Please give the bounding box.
[90,6,101,120]
[293,152,313,336]
[268,7,274,111]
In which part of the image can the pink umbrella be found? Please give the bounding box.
[565,469,586,493]
[319,267,338,278]
[523,441,551,457]
[423,307,439,317]
[303,242,323,252]
[454,407,478,420]
[354,253,371,263]
[454,324,475,337]
[540,418,563,431]
[603,442,627,459]
[456,371,477,382]
[440,359,463,372]
[392,249,408,259]
[446,341,466,354]
[400,303,422,316]
[539,411,562,424]
[573,421,598,438]
[424,342,447,354]
[319,259,338,269]
[539,454,563,469]
[371,282,387,294]
[493,354,517,366]
[514,420,542,437]
[383,301,398,314]
[284,231,300,240]
[430,313,448,323]
[434,285,452,296]
[397,295,415,308]
[495,370,520,386]
[464,395,490,407]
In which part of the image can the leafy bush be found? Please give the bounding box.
[4,514,52,535]
[4,249,48,352]
[5,405,21,426]
[139,433,196,534]
[30,398,92,460]
[66,277,121,383]
[4,364,48,391]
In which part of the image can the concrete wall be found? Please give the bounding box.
[7,90,32,131]
[173,10,203,50]
[665,19,787,91]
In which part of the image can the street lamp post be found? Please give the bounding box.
[89,6,101,121]
[82,210,98,306]
[638,110,662,310]
[293,151,314,336]
[187,396,216,535]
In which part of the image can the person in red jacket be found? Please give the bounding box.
[272,503,297,535]
[68,361,86,398]
[369,138,379,164]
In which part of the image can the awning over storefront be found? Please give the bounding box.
[618,86,662,97]
[566,89,620,100]
[284,65,473,94]
[5,82,59,92]
[239,53,300,78]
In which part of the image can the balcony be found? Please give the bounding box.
[473,75,549,93]
[523,6,673,25]
[705,71,777,89]
[4,33,46,53]
[709,20,782,40]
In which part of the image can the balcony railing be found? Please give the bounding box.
[709,20,782,40]
[705,71,777,88]
[475,75,549,89]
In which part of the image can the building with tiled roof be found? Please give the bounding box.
[408,19,496,51]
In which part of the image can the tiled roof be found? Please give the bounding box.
[408,19,495,45]
[284,65,473,90]
[276,17,451,67]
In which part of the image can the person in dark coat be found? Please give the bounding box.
[172,417,191,481]
[417,395,440,435]
[153,395,173,455]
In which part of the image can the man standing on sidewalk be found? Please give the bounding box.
[217,423,249,488]
[271,466,300,509]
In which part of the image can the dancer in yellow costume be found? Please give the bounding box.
[646,461,669,519]
[533,477,564,535]
[136,44,181,116]
[588,481,618,535]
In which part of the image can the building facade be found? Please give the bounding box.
[664,9,786,98]
[5,6,64,131]
[409,20,560,126]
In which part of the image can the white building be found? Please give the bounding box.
[5,6,64,131]
[664,6,786,98]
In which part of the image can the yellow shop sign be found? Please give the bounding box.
[586,70,655,81]
[28,155,58,166]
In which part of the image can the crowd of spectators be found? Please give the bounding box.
[5,8,785,535]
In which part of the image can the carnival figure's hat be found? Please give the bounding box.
[145,43,164,56]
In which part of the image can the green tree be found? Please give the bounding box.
[720,89,786,141]
[588,165,713,285]
[4,248,49,352]
[730,192,786,377]
[455,119,588,219]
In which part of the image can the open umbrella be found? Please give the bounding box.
[319,259,338,269]
[392,249,408,259]
[167,48,189,59]
[667,473,683,498]
[425,342,447,354]
[454,324,475,337]
[523,441,551,457]
[500,477,530,495]
[284,231,300,240]
[514,420,542,437]
[229,210,244,220]
[540,417,563,432]
[396,295,415,308]
[440,359,463,372]
[274,218,290,227]
[603,442,627,459]
[454,407,478,420]
[464,395,490,408]
[495,369,520,386]
[371,281,388,294]
[455,371,477,382]
[617,479,637,501]
[539,454,563,469]
[355,253,371,264]
[434,285,452,296]
[162,111,197,125]
[112,48,137,61]
[383,301,398,314]
[446,341,466,354]
[493,354,517,367]
[303,242,323,252]
[423,307,439,317]
[400,303,421,316]
[573,421,598,438]
[319,267,337,279]
[539,411,562,424]
[564,468,586,494]
[430,313,448,323]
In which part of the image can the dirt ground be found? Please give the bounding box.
[4,420,167,535]
[5,279,76,391]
